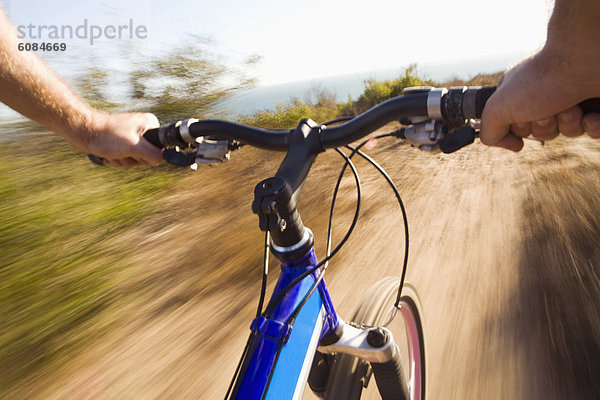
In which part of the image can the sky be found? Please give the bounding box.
[2,0,554,85]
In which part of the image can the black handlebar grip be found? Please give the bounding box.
[474,86,496,118]
[143,127,163,148]
[473,86,600,119]
[579,98,600,115]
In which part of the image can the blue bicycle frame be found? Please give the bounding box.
[230,246,339,399]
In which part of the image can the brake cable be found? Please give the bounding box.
[284,147,362,326]
[261,128,411,326]
[255,230,271,318]
[283,132,410,328]
[346,133,410,316]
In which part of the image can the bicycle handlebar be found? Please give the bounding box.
[88,86,600,165]
[142,92,431,152]
[144,120,291,151]
[142,87,600,151]
[457,86,600,120]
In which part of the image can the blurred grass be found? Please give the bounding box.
[0,132,179,394]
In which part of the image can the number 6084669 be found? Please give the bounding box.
[18,42,67,51]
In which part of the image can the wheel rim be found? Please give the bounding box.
[398,298,424,400]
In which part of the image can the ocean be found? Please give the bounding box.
[221,52,526,117]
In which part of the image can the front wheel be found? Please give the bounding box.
[323,278,426,400]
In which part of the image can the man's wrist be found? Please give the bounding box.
[61,106,108,153]
[540,0,600,100]
[546,0,600,56]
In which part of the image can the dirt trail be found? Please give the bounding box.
[28,134,600,399]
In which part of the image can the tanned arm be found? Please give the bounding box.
[0,9,161,167]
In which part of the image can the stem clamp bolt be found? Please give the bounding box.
[366,328,388,348]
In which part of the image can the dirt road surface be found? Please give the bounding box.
[17,132,600,399]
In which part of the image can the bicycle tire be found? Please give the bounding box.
[323,278,426,400]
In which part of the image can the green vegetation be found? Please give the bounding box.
[77,69,120,111]
[129,46,259,121]
[0,134,179,393]
[339,66,435,115]
[239,66,437,129]
[238,88,341,129]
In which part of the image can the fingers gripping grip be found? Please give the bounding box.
[87,127,167,166]
[143,127,163,148]
[579,98,600,115]
[474,86,497,119]
[471,86,600,119]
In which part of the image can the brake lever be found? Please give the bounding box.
[89,136,237,168]
[393,118,478,154]
[439,125,477,154]
[161,138,237,168]
[163,148,197,166]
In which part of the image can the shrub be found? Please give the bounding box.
[239,88,339,129]
[346,65,435,115]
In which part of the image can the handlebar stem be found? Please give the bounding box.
[252,119,323,259]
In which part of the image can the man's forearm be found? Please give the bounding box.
[547,0,600,51]
[0,10,103,152]
[540,0,600,99]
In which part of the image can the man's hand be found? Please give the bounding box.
[479,0,600,151]
[480,49,600,151]
[86,112,162,168]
